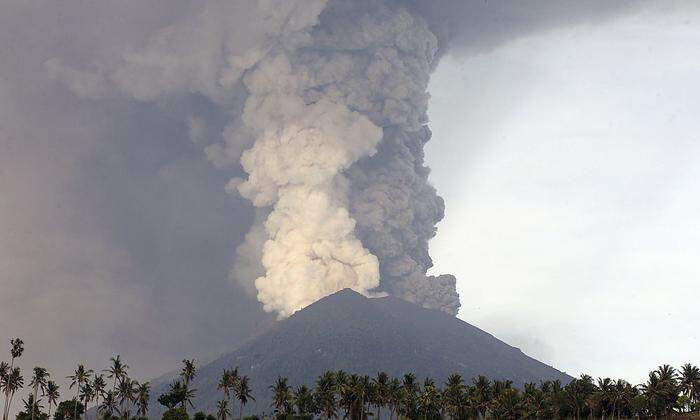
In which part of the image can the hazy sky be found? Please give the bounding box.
[427,2,700,384]
[1,0,699,401]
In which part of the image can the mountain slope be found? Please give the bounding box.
[150,289,571,416]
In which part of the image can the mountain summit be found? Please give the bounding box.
[150,289,571,416]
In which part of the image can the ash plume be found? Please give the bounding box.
[48,0,467,317]
[226,0,461,316]
[314,0,461,314]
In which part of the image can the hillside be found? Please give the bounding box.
[149,289,571,416]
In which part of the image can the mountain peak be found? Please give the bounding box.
[149,288,571,416]
[308,287,367,306]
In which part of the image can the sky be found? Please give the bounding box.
[1,0,699,403]
[427,2,700,384]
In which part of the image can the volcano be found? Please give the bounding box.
[149,289,571,416]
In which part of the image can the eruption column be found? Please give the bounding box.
[46,0,461,316]
[229,0,460,316]
[233,55,383,315]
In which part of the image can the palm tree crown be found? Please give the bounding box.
[44,381,60,417]
[104,355,129,389]
[29,367,49,420]
[181,359,197,387]
[234,375,253,420]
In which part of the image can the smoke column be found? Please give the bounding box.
[47,0,461,317]
[224,0,460,316]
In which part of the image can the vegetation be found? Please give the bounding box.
[16,396,48,420]
[1,337,699,419]
[52,401,83,420]
[1,339,151,420]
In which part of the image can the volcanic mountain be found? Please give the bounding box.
[149,289,571,416]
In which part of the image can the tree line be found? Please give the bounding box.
[2,337,699,419]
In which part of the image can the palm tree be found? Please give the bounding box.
[234,375,253,420]
[610,379,636,418]
[354,375,371,419]
[399,373,419,419]
[160,380,195,412]
[91,374,106,414]
[314,371,337,420]
[641,371,665,417]
[418,379,441,419]
[402,373,418,396]
[216,399,230,420]
[680,363,700,411]
[228,368,240,419]
[595,377,614,418]
[372,372,389,419]
[67,365,93,420]
[29,367,49,420]
[270,376,292,416]
[491,387,523,419]
[338,374,361,419]
[116,378,136,420]
[104,357,124,394]
[334,371,347,389]
[657,364,678,383]
[218,369,239,419]
[338,373,372,420]
[386,378,402,420]
[135,382,150,418]
[567,375,597,419]
[180,359,196,388]
[293,385,314,417]
[472,375,491,418]
[99,390,118,418]
[21,395,44,419]
[44,381,60,418]
[104,356,129,392]
[217,370,231,402]
[1,367,24,420]
[3,338,24,420]
[180,359,196,413]
[78,382,93,420]
[656,364,680,415]
[0,362,6,420]
[443,374,465,419]
[0,364,7,386]
[9,339,24,369]
[543,379,566,419]
[522,382,547,419]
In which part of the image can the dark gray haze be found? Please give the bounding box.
[1,0,644,388]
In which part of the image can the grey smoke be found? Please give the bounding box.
[314,0,461,313]
[45,0,466,315]
[0,0,647,400]
[42,0,648,317]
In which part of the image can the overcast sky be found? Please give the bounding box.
[427,2,700,384]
